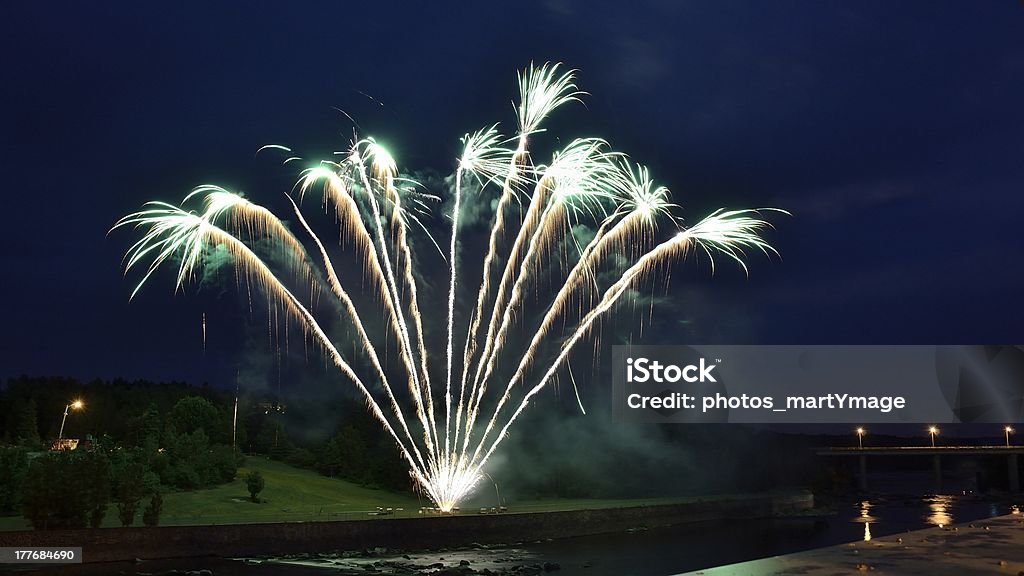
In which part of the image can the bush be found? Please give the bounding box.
[142,491,162,527]
[246,470,264,503]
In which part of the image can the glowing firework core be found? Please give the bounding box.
[115,63,782,511]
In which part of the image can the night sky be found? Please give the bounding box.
[2,1,1023,392]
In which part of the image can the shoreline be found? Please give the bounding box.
[683,510,1024,575]
[0,492,812,564]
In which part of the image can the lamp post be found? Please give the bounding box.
[58,399,84,439]
[482,472,502,508]
[929,426,939,448]
[856,427,865,449]
[1006,426,1014,448]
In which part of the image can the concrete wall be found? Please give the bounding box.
[0,492,813,563]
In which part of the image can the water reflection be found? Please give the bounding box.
[854,500,876,541]
[925,495,954,528]
[34,495,1022,576]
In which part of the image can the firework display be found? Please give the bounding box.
[115,63,781,511]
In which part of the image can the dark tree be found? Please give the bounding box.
[80,450,112,528]
[9,398,40,446]
[142,491,162,526]
[209,444,240,484]
[115,462,146,527]
[163,428,209,489]
[168,396,219,437]
[0,447,29,514]
[22,452,88,530]
[254,418,290,457]
[127,403,162,453]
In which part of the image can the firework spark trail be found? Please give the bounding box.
[299,166,429,419]
[462,174,552,447]
[471,210,778,469]
[456,63,578,453]
[393,188,442,467]
[205,225,433,497]
[115,209,432,492]
[117,63,783,512]
[445,167,464,460]
[351,148,438,463]
[471,197,566,416]
[465,138,620,446]
[470,209,653,456]
[301,164,442,477]
[512,162,677,387]
[286,194,429,473]
[385,175,441,468]
[455,145,526,455]
[186,187,329,311]
[469,139,621,422]
[468,176,673,456]
[452,127,522,456]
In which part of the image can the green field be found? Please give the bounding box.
[0,456,703,531]
[0,456,421,530]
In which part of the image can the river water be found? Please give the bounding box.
[24,474,1024,576]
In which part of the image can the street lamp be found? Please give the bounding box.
[856,427,866,449]
[1006,426,1014,448]
[928,426,939,448]
[58,399,84,439]
[482,472,502,508]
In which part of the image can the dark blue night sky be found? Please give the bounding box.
[2,1,1023,390]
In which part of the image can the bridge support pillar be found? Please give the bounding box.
[858,454,868,492]
[1009,454,1020,492]
[933,455,942,493]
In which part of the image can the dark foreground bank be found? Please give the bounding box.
[0,493,811,565]
[9,493,1024,576]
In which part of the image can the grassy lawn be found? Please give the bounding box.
[0,456,735,530]
[158,456,423,526]
[0,456,421,530]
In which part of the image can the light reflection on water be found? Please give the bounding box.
[851,493,957,539]
[925,494,954,528]
[854,500,877,541]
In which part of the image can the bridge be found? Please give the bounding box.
[816,446,1024,492]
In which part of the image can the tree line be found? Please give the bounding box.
[0,375,411,529]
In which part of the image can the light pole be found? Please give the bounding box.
[482,472,502,508]
[856,427,865,449]
[929,426,939,448]
[1006,426,1014,448]
[58,399,84,439]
